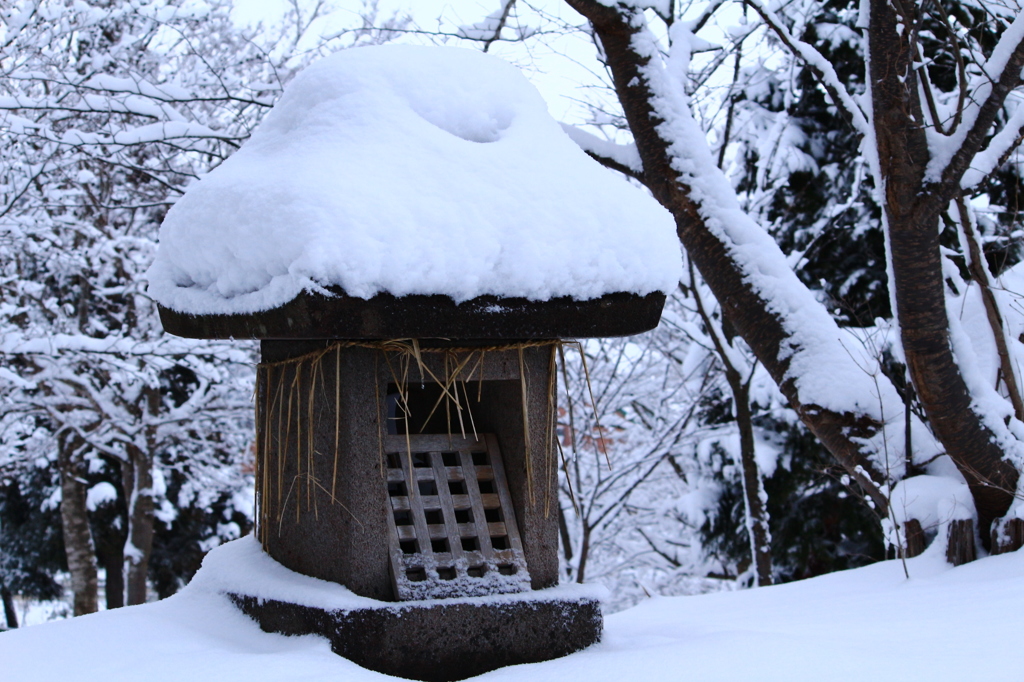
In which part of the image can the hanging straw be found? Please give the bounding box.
[254,338,600,533]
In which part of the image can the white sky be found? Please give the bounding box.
[230,0,613,123]
[229,0,758,143]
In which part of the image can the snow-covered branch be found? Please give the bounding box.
[744,0,870,137]
[559,123,645,181]
[928,13,1024,189]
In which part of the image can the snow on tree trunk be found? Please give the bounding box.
[735,381,772,586]
[563,0,943,514]
[122,387,157,606]
[866,0,1024,544]
[121,445,154,606]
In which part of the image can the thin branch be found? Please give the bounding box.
[485,0,516,52]
[582,148,646,183]
[952,196,1024,421]
[937,14,1024,192]
[926,0,968,133]
[744,0,870,136]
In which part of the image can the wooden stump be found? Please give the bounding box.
[991,517,1024,555]
[902,518,926,558]
[945,519,976,566]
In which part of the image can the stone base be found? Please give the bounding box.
[229,592,601,681]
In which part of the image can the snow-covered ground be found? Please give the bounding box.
[4,537,1023,681]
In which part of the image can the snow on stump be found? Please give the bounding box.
[992,516,1024,555]
[889,475,980,565]
[148,44,680,681]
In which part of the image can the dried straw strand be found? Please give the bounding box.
[575,341,610,468]
[374,351,385,478]
[307,359,317,516]
[256,338,562,371]
[518,346,534,507]
[254,338,597,532]
[544,344,558,518]
[555,436,580,516]
[558,343,579,459]
[332,346,341,502]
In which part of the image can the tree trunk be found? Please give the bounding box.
[576,525,591,584]
[564,0,894,513]
[121,443,154,606]
[1,583,17,629]
[101,546,125,610]
[558,504,574,579]
[689,260,773,585]
[121,386,160,606]
[735,381,773,586]
[867,0,1018,544]
[58,436,99,616]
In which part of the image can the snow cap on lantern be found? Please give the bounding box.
[147,44,680,329]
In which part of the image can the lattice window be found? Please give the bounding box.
[384,433,530,600]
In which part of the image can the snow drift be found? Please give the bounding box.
[5,536,1024,681]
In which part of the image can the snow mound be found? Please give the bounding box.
[190,536,601,610]
[147,45,681,315]
[889,475,975,529]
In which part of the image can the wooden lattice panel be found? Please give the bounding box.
[384,433,530,600]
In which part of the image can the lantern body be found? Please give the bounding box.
[254,341,560,601]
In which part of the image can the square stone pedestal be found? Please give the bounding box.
[230,591,601,681]
[199,536,601,682]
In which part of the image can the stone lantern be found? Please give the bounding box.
[149,45,680,682]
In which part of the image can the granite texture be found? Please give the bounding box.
[229,592,602,681]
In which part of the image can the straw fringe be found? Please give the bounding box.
[254,338,598,536]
